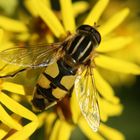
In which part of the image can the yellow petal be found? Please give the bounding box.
[73,1,89,17]
[70,90,81,123]
[99,123,125,140]
[46,33,54,43]
[99,8,130,37]
[40,0,51,8]
[24,0,51,17]
[0,92,37,121]
[96,36,133,52]
[7,121,38,140]
[24,0,38,16]
[16,32,30,42]
[0,41,14,52]
[95,55,140,74]
[100,109,108,122]
[49,120,73,140]
[2,82,25,95]
[94,69,120,104]
[99,98,122,122]
[0,16,28,32]
[0,28,4,43]
[58,121,73,140]
[60,0,76,32]
[99,98,123,117]
[45,112,57,135]
[49,120,61,140]
[84,0,109,25]
[0,129,7,140]
[0,113,21,139]
[79,117,104,140]
[37,112,47,128]
[45,0,51,8]
[0,105,22,130]
[34,0,65,38]
[0,64,20,77]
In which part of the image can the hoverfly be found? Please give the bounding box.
[0,25,101,131]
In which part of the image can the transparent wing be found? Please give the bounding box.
[0,43,63,68]
[75,67,100,132]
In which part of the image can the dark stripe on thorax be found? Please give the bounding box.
[71,35,92,60]
[79,41,93,62]
[79,37,98,62]
[67,35,83,54]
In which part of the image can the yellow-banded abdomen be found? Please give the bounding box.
[32,58,76,110]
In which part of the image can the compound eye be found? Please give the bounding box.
[76,25,91,32]
[93,29,101,44]
[76,25,101,44]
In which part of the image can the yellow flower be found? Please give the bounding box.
[0,24,38,140]
[90,1,140,87]
[92,0,140,87]
[0,0,140,140]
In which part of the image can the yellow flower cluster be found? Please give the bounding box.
[0,0,139,140]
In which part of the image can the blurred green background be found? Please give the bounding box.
[109,76,140,140]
